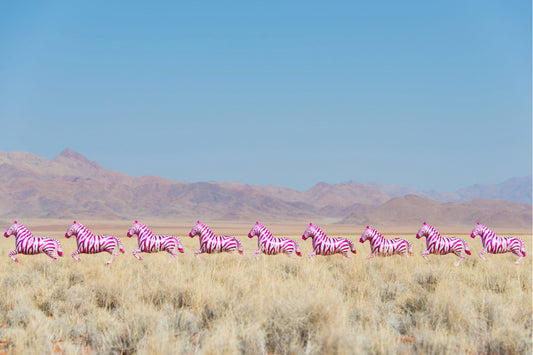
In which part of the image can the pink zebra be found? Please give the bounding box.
[248,222,302,258]
[416,222,471,266]
[470,223,526,265]
[301,223,356,259]
[3,221,63,262]
[126,221,184,262]
[65,221,125,264]
[360,226,413,258]
[189,221,243,258]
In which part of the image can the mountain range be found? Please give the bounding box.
[0,148,530,229]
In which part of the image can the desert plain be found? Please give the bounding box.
[0,219,530,354]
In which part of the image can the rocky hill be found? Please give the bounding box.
[0,149,530,229]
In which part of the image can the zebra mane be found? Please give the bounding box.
[256,224,272,238]
[14,222,32,237]
[135,222,154,237]
[368,226,382,239]
[310,224,326,237]
[477,223,495,238]
[426,224,441,238]
[73,222,94,237]
[196,222,215,237]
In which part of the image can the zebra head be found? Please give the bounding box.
[416,222,430,239]
[470,222,485,239]
[65,221,80,238]
[248,222,262,239]
[302,223,316,240]
[4,221,21,238]
[359,226,374,243]
[189,220,204,238]
[127,220,142,238]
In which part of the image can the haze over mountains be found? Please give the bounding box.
[0,149,530,229]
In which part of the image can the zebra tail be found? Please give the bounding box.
[235,238,243,254]
[56,240,64,257]
[348,239,357,254]
[115,237,125,253]
[462,239,471,255]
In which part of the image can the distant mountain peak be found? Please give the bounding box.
[54,148,101,169]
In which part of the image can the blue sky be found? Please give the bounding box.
[0,1,531,191]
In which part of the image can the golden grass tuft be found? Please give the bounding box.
[0,230,530,354]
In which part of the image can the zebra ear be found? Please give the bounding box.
[73,221,76,224]
[135,220,138,223]
[256,221,259,224]
[14,221,17,224]
[477,222,480,225]
[309,222,312,226]
[197,220,200,224]
[366,225,369,229]
[423,222,426,225]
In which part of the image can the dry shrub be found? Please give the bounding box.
[0,233,529,354]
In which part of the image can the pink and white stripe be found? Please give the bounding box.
[65,221,125,264]
[301,223,356,259]
[127,221,184,262]
[416,222,471,266]
[4,221,63,262]
[248,222,301,258]
[360,226,413,258]
[470,223,526,265]
[189,221,243,258]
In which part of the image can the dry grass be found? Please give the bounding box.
[0,224,530,354]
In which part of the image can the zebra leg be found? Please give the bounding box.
[343,251,351,261]
[44,249,57,263]
[422,250,430,262]
[479,249,488,261]
[194,249,203,259]
[8,250,19,262]
[308,251,316,259]
[167,248,178,263]
[106,249,118,265]
[455,253,465,267]
[366,253,375,259]
[133,248,143,261]
[254,249,261,260]
[72,250,81,262]
[513,251,524,265]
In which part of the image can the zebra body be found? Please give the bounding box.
[189,221,243,258]
[301,223,356,259]
[360,226,413,258]
[65,221,125,264]
[4,221,63,262]
[470,223,526,265]
[416,222,471,266]
[248,222,301,258]
[127,221,184,262]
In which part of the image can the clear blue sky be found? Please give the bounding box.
[0,0,531,191]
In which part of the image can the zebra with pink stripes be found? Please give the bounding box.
[301,223,356,259]
[470,223,526,265]
[127,221,184,262]
[4,221,63,262]
[248,222,302,258]
[416,222,471,266]
[360,226,413,258]
[189,221,243,258]
[65,221,125,264]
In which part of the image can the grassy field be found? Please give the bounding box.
[0,223,530,354]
